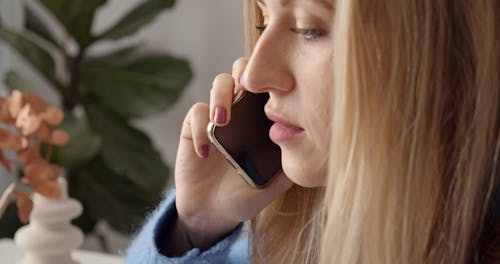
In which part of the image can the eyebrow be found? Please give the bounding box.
[257,0,333,10]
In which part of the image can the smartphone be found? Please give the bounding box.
[207,90,282,188]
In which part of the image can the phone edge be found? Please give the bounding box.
[206,121,268,189]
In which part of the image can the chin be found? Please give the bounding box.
[281,158,326,187]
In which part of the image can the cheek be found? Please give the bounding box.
[304,67,333,151]
[280,92,331,187]
[281,153,328,187]
[282,52,333,187]
[283,71,332,187]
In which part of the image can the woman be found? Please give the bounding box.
[126,0,499,263]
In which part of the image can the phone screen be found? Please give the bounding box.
[213,92,282,186]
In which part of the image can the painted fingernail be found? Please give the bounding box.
[200,144,209,158]
[214,106,227,125]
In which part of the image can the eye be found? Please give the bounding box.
[255,24,267,33]
[290,28,327,41]
[255,24,327,42]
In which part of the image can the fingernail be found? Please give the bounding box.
[214,106,227,125]
[200,144,210,158]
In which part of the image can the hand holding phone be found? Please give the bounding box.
[207,90,282,188]
[170,58,293,253]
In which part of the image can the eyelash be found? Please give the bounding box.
[255,24,327,42]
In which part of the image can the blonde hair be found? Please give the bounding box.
[245,0,499,263]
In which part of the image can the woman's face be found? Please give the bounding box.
[240,0,334,187]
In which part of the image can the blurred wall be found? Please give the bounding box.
[0,0,24,201]
[0,0,245,253]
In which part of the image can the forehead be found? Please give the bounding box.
[257,0,333,9]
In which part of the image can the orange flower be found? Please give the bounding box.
[20,155,62,200]
[17,143,41,164]
[23,93,46,114]
[34,181,61,199]
[6,90,69,145]
[24,159,60,185]
[39,107,64,126]
[0,128,25,150]
[34,122,51,142]
[13,190,33,224]
[50,130,70,145]
[0,89,69,221]
[7,90,23,119]
[0,98,15,124]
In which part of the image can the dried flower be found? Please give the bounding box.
[40,107,64,126]
[7,90,23,119]
[13,190,32,224]
[0,90,70,223]
[17,104,42,136]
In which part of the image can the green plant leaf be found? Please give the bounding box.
[87,45,140,65]
[0,27,58,87]
[84,103,169,193]
[25,6,61,50]
[68,190,98,234]
[4,71,35,93]
[82,54,191,119]
[69,156,164,234]
[50,114,102,169]
[38,0,106,46]
[72,211,98,235]
[97,0,175,40]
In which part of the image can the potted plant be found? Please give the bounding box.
[0,90,83,264]
[0,0,192,251]
[0,90,69,220]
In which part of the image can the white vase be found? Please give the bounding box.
[14,177,84,264]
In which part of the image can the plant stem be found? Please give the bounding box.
[0,183,15,220]
[63,46,87,111]
[46,145,52,162]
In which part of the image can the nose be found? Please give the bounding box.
[240,26,295,94]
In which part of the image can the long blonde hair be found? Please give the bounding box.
[245,0,499,263]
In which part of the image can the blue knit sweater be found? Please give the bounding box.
[125,190,249,263]
[125,188,500,263]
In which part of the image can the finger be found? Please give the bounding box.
[210,73,234,126]
[232,57,249,94]
[183,103,211,159]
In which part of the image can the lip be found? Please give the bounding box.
[265,109,305,144]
